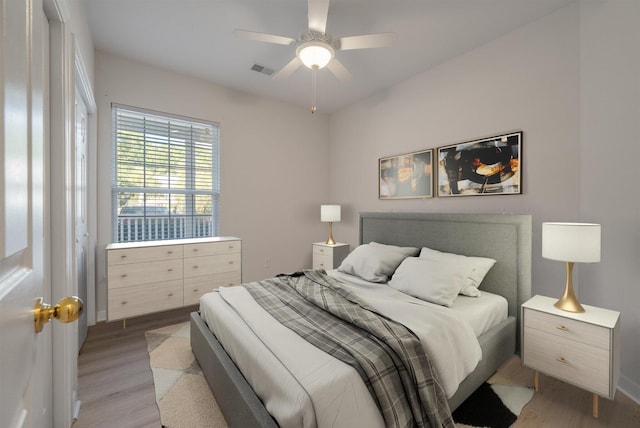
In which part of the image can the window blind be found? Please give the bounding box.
[112,104,220,242]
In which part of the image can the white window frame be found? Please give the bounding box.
[111,104,220,242]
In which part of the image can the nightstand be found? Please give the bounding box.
[312,242,349,270]
[521,295,620,418]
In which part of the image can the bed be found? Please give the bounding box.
[191,212,532,428]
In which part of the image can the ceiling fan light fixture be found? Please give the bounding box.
[297,41,334,69]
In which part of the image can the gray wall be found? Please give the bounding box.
[328,1,639,401]
[579,0,640,401]
[95,52,330,321]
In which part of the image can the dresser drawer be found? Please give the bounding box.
[183,253,241,278]
[183,240,241,258]
[108,259,183,289]
[108,245,183,265]
[183,271,242,306]
[524,308,610,350]
[523,327,610,396]
[108,280,183,321]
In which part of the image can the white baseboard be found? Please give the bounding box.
[72,390,81,420]
[619,374,640,404]
[97,310,106,322]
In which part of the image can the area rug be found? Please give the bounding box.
[145,322,533,428]
[145,322,228,428]
[453,378,534,428]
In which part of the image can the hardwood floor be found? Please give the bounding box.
[498,356,640,427]
[74,308,640,428]
[73,306,195,428]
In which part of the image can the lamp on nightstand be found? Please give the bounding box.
[542,222,601,313]
[320,205,341,245]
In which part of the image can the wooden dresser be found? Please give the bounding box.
[521,295,620,417]
[106,237,241,321]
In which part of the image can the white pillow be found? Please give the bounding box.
[419,247,496,297]
[337,242,419,283]
[388,257,465,307]
[369,242,421,257]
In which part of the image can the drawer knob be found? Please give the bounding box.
[555,357,568,364]
[168,293,173,297]
[120,274,127,278]
[121,255,127,259]
[556,325,568,331]
[229,261,234,265]
[168,251,173,254]
[193,249,199,252]
[168,268,173,272]
[193,289,199,293]
[194,265,199,269]
[319,249,324,253]
[121,301,127,305]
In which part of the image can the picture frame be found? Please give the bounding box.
[379,149,433,199]
[437,131,522,197]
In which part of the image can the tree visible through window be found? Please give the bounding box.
[112,105,219,242]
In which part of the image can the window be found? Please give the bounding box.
[112,104,219,242]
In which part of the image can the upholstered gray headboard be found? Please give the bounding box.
[359,212,532,324]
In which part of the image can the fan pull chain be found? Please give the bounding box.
[311,65,318,114]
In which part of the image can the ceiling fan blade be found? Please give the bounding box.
[336,33,397,50]
[272,57,303,80]
[308,0,330,34]
[326,58,352,83]
[233,29,296,46]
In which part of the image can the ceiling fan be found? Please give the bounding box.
[234,0,396,113]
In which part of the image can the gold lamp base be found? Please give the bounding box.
[554,261,585,313]
[325,221,336,245]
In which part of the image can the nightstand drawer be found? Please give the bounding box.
[312,245,332,257]
[313,253,333,270]
[524,327,610,396]
[524,308,610,350]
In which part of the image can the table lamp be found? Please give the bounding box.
[542,222,601,313]
[320,205,341,245]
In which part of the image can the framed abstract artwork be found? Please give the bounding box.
[379,149,433,199]
[437,132,522,197]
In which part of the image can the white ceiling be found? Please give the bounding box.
[83,0,573,113]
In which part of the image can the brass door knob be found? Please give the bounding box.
[34,296,84,333]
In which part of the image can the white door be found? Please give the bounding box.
[76,86,88,347]
[0,0,50,427]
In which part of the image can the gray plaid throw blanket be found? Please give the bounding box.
[242,269,454,428]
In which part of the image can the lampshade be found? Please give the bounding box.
[542,222,601,263]
[298,42,334,69]
[321,205,341,222]
[320,205,340,245]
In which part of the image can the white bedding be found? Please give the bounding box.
[199,271,508,428]
[327,270,508,337]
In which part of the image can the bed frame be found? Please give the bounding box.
[191,212,532,428]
